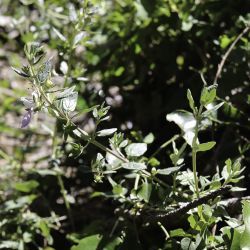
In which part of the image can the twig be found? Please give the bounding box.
[213,26,249,85]
[145,186,231,223]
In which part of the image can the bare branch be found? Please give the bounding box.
[213,26,249,85]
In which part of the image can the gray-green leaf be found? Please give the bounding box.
[196,141,216,152]
[121,162,147,170]
[125,143,147,157]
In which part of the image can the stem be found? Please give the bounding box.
[149,134,180,160]
[192,106,203,198]
[57,173,75,230]
[213,26,249,85]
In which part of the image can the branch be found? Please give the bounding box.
[213,26,249,84]
[116,186,231,225]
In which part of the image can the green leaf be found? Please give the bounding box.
[125,143,147,157]
[200,87,217,106]
[137,181,152,202]
[39,220,51,239]
[14,180,39,193]
[73,31,87,46]
[121,162,147,170]
[187,89,195,112]
[53,27,66,42]
[97,128,117,137]
[143,133,155,144]
[157,166,181,175]
[196,141,216,152]
[103,237,123,250]
[71,235,102,250]
[240,201,250,249]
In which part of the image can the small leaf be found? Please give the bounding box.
[53,27,66,41]
[166,111,196,146]
[71,234,102,250]
[11,66,30,77]
[14,180,39,193]
[125,143,147,157]
[240,201,250,249]
[97,128,117,137]
[20,97,34,109]
[37,60,52,84]
[21,109,32,128]
[73,31,87,46]
[121,162,147,170]
[157,166,181,175]
[187,89,195,111]
[62,92,78,112]
[137,181,152,202]
[60,61,68,74]
[143,133,155,144]
[200,87,217,106]
[196,141,216,152]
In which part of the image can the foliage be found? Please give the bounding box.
[0,0,249,250]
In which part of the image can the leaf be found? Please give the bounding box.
[20,97,34,109]
[157,166,181,175]
[11,66,29,77]
[200,87,217,106]
[121,162,147,170]
[14,180,39,193]
[97,128,117,137]
[143,133,155,144]
[202,102,224,117]
[73,31,87,46]
[187,89,195,111]
[125,143,147,157]
[71,234,102,250]
[137,181,152,202]
[21,109,32,128]
[53,27,66,41]
[37,60,52,84]
[196,141,216,152]
[56,87,78,112]
[240,201,250,250]
[62,92,78,112]
[102,237,123,250]
[60,61,68,74]
[166,111,196,146]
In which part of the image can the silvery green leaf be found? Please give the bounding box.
[57,86,76,99]
[37,60,52,84]
[167,111,196,146]
[53,27,66,41]
[121,162,147,170]
[60,61,68,74]
[196,141,216,152]
[202,102,224,117]
[73,31,87,46]
[97,128,117,137]
[157,166,181,175]
[106,152,122,168]
[11,66,29,77]
[20,97,34,109]
[62,92,78,112]
[125,143,147,157]
[187,89,195,112]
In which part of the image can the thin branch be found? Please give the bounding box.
[115,186,231,224]
[213,26,249,85]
